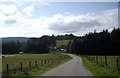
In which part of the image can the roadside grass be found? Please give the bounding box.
[81,56,119,77]
[2,52,72,76]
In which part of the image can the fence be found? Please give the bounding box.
[2,55,69,77]
[84,56,120,75]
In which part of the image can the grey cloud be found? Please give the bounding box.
[48,9,117,34]
[49,20,101,33]
[4,19,17,24]
[3,11,17,16]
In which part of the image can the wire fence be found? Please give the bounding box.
[84,56,120,75]
[2,55,70,77]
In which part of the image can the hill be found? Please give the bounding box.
[2,37,28,42]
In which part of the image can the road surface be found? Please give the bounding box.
[0,73,1,78]
[41,54,92,76]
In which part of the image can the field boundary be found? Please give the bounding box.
[2,54,70,77]
[82,56,120,76]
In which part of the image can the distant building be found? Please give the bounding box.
[19,52,23,54]
[61,48,66,51]
[58,45,67,52]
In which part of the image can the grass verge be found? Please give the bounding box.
[81,56,120,78]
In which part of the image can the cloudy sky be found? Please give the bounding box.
[0,1,118,37]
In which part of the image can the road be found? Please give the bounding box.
[41,54,92,76]
[0,73,1,78]
[0,56,1,78]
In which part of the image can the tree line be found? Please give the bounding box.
[68,28,120,55]
[2,34,75,54]
[56,34,76,40]
[2,28,120,55]
[2,35,56,54]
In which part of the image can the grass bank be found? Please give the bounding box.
[81,56,120,78]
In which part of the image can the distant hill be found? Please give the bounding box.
[2,37,28,42]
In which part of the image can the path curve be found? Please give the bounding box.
[41,54,92,76]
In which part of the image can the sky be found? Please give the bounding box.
[0,1,119,37]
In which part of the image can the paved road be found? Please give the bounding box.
[41,54,92,76]
[0,73,2,78]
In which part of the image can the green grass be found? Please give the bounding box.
[56,40,72,48]
[86,56,119,70]
[81,56,120,77]
[2,52,72,76]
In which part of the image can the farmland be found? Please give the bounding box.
[56,40,72,48]
[2,52,71,76]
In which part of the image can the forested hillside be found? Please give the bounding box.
[69,28,120,55]
[2,28,120,55]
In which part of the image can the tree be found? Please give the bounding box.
[2,42,20,54]
[70,28,120,55]
[22,35,56,54]
[22,38,49,54]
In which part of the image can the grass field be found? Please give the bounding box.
[2,52,71,76]
[81,56,120,77]
[56,40,72,48]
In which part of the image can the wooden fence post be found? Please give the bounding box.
[29,61,31,69]
[6,64,9,77]
[105,56,107,67]
[116,57,119,70]
[35,61,37,67]
[96,56,98,64]
[14,68,16,75]
[41,60,43,66]
[45,60,46,65]
[20,62,22,72]
[116,56,120,76]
